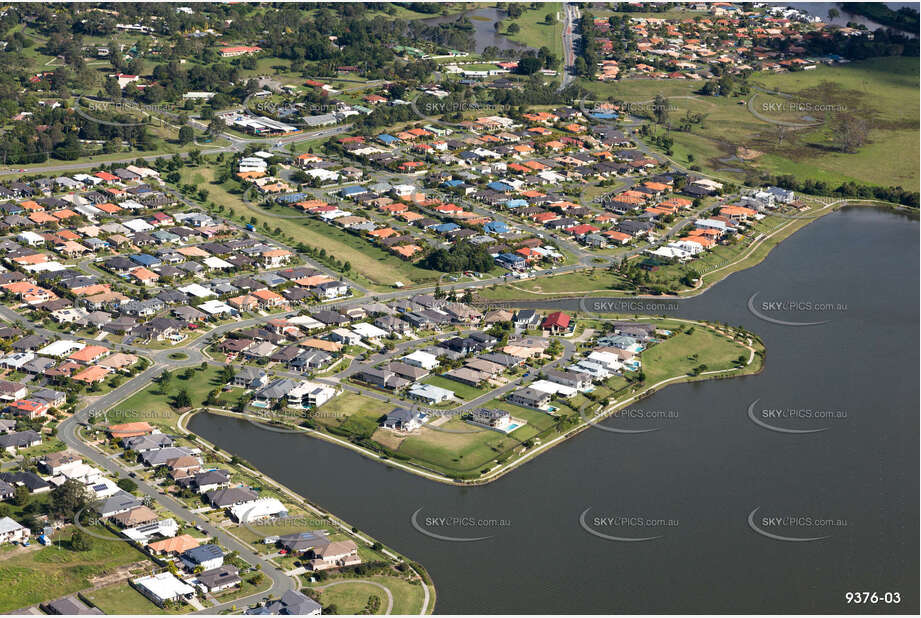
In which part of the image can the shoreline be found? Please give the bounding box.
[475,199,916,303]
[183,317,764,488]
[175,409,437,615]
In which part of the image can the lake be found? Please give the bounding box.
[191,207,918,613]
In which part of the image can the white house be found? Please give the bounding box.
[0,517,30,544]
[229,498,287,523]
[402,350,439,371]
[408,382,454,404]
[133,573,195,607]
[286,381,336,409]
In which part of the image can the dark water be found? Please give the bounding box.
[191,208,919,613]
[422,7,533,53]
[769,2,919,35]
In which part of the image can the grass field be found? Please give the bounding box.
[0,526,149,613]
[303,574,427,615]
[640,325,749,385]
[309,581,385,614]
[505,2,564,64]
[184,164,442,290]
[420,374,490,401]
[477,268,633,300]
[82,581,177,615]
[108,365,245,431]
[581,56,920,190]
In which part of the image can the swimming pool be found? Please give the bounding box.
[505,422,521,432]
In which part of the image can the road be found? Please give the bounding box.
[54,364,298,613]
[559,3,580,90]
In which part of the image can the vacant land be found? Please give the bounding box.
[82,581,176,615]
[505,2,564,63]
[302,574,427,615]
[639,324,749,385]
[107,365,245,431]
[0,526,149,613]
[580,57,920,190]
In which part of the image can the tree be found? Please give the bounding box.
[50,479,88,520]
[174,389,192,409]
[517,56,542,75]
[544,13,555,24]
[70,528,92,551]
[116,478,138,493]
[507,23,521,35]
[178,126,194,145]
[833,113,869,153]
[828,7,840,19]
[13,485,30,507]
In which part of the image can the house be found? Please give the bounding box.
[381,407,425,431]
[542,368,590,390]
[0,380,28,401]
[42,596,103,615]
[254,378,298,404]
[245,590,321,616]
[96,490,142,517]
[0,471,50,494]
[181,544,224,571]
[147,534,201,556]
[183,469,231,494]
[286,381,336,409]
[206,486,258,508]
[408,383,454,404]
[0,517,30,544]
[507,387,551,410]
[306,539,360,570]
[402,350,439,371]
[468,407,513,431]
[112,505,159,528]
[234,366,269,389]
[132,573,196,607]
[229,497,287,523]
[541,311,571,333]
[277,530,330,553]
[0,430,42,453]
[196,565,241,593]
[513,309,542,329]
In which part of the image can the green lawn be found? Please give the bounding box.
[0,526,150,613]
[83,581,177,615]
[104,365,245,432]
[420,374,490,401]
[581,56,920,190]
[640,326,749,385]
[303,574,427,615]
[505,3,564,67]
[184,163,442,290]
[312,581,386,614]
[394,418,519,477]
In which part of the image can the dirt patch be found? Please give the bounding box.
[372,428,406,450]
[736,146,762,160]
[87,560,151,590]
